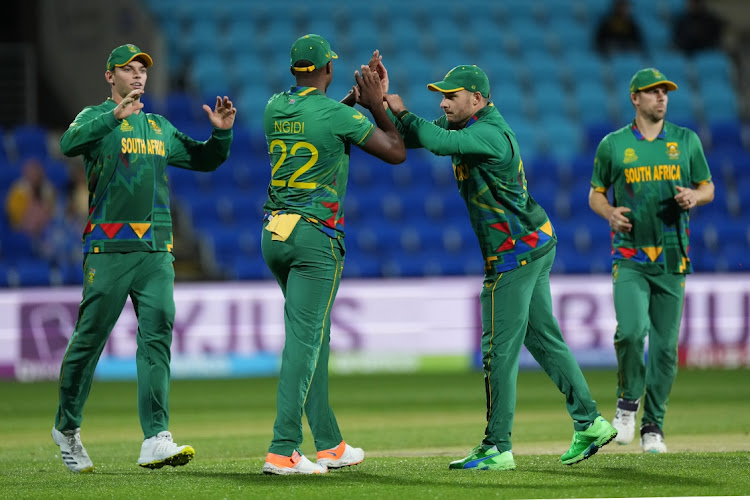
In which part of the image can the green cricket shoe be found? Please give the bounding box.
[449,445,516,470]
[561,416,618,465]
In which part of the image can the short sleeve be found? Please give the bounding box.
[591,135,613,191]
[687,130,711,185]
[334,105,375,146]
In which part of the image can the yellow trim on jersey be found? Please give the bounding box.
[298,86,317,95]
[355,123,375,145]
[486,274,502,420]
[592,185,607,193]
[302,238,341,406]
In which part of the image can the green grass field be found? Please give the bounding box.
[1,368,748,499]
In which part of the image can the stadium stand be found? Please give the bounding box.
[0,0,747,286]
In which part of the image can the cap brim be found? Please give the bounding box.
[115,52,154,68]
[330,50,338,59]
[637,80,678,92]
[427,81,464,93]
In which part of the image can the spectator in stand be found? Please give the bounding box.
[594,0,644,56]
[672,0,725,55]
[4,157,57,238]
[41,160,91,267]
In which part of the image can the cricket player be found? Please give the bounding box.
[377,59,617,470]
[260,35,405,475]
[589,68,714,453]
[53,43,237,472]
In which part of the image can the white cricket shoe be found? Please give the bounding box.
[262,450,328,475]
[52,427,94,473]
[317,441,364,469]
[640,425,668,453]
[137,431,195,469]
[612,398,640,445]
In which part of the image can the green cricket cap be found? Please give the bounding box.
[428,65,491,98]
[629,68,678,93]
[106,44,153,71]
[290,34,338,72]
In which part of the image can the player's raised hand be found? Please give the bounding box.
[384,94,407,116]
[354,65,383,111]
[114,89,144,120]
[203,96,237,130]
[367,49,389,95]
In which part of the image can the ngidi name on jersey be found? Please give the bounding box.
[592,121,712,273]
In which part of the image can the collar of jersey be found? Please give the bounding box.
[290,86,323,96]
[631,120,666,141]
[458,102,495,129]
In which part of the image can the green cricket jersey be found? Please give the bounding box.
[60,98,232,254]
[394,103,555,274]
[262,86,376,238]
[592,121,712,274]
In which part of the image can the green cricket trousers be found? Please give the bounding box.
[480,247,600,453]
[262,219,345,456]
[612,263,686,430]
[55,251,176,439]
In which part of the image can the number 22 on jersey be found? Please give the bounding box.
[269,139,318,189]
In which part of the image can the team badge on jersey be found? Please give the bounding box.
[666,142,680,159]
[120,119,133,132]
[87,268,96,284]
[623,148,638,164]
[148,119,163,134]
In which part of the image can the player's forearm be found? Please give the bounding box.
[60,110,120,157]
[694,182,715,206]
[369,105,406,163]
[169,128,233,172]
[589,189,614,220]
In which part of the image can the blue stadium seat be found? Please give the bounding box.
[1,231,34,260]
[509,118,543,157]
[183,19,220,54]
[61,262,83,285]
[188,58,231,97]
[525,50,567,87]
[188,194,224,229]
[648,52,692,88]
[664,86,699,128]
[563,51,608,86]
[513,21,553,54]
[639,13,672,52]
[494,84,527,123]
[582,119,618,153]
[691,50,734,81]
[10,125,49,160]
[230,254,271,280]
[700,82,740,123]
[708,120,744,152]
[14,259,52,287]
[609,53,647,88]
[541,115,584,159]
[532,80,573,121]
[42,158,70,190]
[715,242,748,272]
[341,253,382,278]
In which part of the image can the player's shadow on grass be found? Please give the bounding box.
[174,465,717,490]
